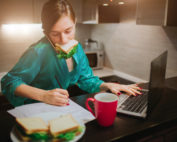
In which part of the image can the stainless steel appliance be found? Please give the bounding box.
[84,38,104,70]
[84,38,99,50]
[85,50,104,70]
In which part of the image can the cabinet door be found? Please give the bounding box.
[82,0,98,24]
[0,0,33,24]
[98,5,119,23]
[166,0,177,26]
[33,0,82,23]
[33,0,48,23]
[68,0,83,23]
[136,0,166,25]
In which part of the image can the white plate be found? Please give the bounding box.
[10,112,86,142]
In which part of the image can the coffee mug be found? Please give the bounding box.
[86,93,118,127]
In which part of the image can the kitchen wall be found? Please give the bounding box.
[0,23,91,73]
[91,23,177,81]
[90,1,177,81]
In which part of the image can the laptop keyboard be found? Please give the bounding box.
[119,91,148,113]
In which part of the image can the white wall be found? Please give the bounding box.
[91,22,177,81]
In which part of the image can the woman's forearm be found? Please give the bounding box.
[100,82,109,91]
[15,84,69,106]
[14,84,47,102]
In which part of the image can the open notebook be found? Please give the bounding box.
[117,51,168,118]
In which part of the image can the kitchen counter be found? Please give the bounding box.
[1,78,177,142]
[93,67,114,77]
[93,67,147,83]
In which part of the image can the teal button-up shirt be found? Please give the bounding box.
[1,37,104,106]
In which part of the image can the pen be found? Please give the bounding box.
[55,75,62,89]
[55,75,69,105]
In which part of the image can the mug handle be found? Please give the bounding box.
[85,98,95,116]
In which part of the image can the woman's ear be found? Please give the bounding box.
[43,30,48,36]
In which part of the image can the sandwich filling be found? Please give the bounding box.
[56,44,78,59]
[55,126,83,141]
[55,39,78,59]
[15,114,83,141]
[16,124,49,140]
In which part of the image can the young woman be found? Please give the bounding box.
[1,0,141,107]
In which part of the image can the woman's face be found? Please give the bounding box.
[48,15,75,45]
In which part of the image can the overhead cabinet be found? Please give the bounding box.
[68,0,83,23]
[98,5,119,23]
[33,0,48,23]
[34,0,83,23]
[82,0,98,24]
[0,0,34,24]
[82,0,119,24]
[165,0,177,26]
[0,0,48,24]
[0,0,82,24]
[136,0,177,26]
[136,0,166,25]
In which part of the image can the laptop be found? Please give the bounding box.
[117,51,168,118]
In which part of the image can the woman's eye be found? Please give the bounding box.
[52,33,59,37]
[65,30,71,34]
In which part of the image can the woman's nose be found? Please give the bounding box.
[59,33,68,45]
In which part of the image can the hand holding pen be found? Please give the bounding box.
[41,76,69,106]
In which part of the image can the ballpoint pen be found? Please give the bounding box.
[55,75,69,105]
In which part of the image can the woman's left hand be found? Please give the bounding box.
[101,82,142,96]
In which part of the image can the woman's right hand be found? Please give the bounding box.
[42,88,69,106]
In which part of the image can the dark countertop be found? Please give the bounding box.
[0,76,177,142]
[71,87,177,142]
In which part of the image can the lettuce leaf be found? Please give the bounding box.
[16,125,49,140]
[56,126,84,141]
[57,44,78,59]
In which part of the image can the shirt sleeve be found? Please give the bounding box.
[1,47,42,106]
[77,45,104,93]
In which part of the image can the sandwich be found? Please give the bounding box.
[14,114,83,142]
[49,114,83,141]
[15,117,49,141]
[55,39,79,59]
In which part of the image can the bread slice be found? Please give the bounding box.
[14,126,31,142]
[55,39,78,54]
[49,114,80,137]
[16,117,48,135]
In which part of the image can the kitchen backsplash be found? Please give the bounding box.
[90,22,177,80]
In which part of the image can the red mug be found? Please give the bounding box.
[86,93,118,127]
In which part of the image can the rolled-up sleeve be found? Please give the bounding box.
[77,46,104,93]
[1,47,42,106]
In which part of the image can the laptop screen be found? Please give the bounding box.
[147,51,168,117]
